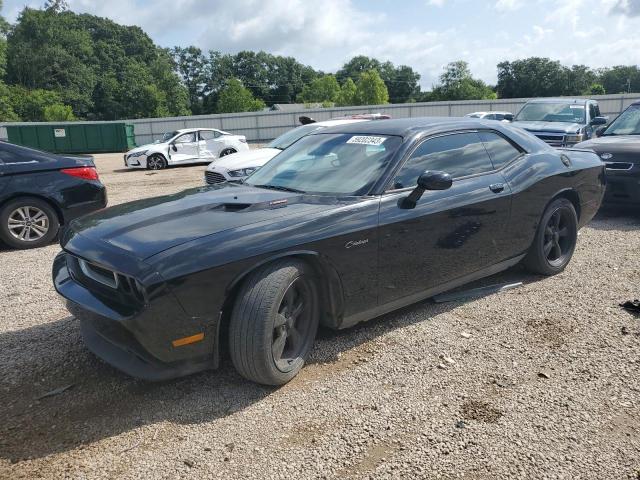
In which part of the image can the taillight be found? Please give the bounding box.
[60,167,99,181]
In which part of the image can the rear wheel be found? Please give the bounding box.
[0,197,59,249]
[219,148,236,157]
[146,154,167,170]
[523,198,578,275]
[229,259,319,385]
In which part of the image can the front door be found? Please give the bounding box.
[377,131,512,305]
[171,132,199,163]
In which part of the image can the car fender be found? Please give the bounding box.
[222,249,346,329]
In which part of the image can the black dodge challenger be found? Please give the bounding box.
[53,118,605,385]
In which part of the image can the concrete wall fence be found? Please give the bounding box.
[2,93,639,147]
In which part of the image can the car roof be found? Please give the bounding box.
[313,118,369,127]
[175,128,217,133]
[526,98,592,104]
[314,116,501,137]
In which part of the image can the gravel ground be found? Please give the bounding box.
[0,153,639,479]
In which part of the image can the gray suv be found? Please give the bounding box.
[512,98,608,147]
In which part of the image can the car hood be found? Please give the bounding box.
[575,135,640,153]
[127,143,164,154]
[512,121,583,134]
[206,148,281,171]
[65,183,329,260]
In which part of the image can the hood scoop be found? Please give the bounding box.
[212,203,252,212]
[210,198,289,213]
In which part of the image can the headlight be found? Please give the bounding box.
[228,167,258,177]
[129,150,147,157]
[565,134,584,144]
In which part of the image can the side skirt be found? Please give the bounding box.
[339,254,525,329]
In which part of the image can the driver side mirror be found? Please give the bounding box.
[400,170,453,209]
[595,126,607,137]
[591,116,607,126]
[503,113,514,122]
[170,142,177,152]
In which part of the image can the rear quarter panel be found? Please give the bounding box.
[501,148,604,257]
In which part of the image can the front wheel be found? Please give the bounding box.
[219,148,236,157]
[229,260,319,385]
[146,154,167,170]
[523,198,578,275]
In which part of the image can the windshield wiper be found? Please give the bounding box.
[254,184,306,194]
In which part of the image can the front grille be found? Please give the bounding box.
[66,254,146,305]
[605,162,633,171]
[205,171,227,184]
[532,133,565,147]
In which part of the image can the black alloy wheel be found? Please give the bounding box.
[524,197,578,275]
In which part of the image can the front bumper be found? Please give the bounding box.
[603,165,640,205]
[124,154,148,169]
[53,251,219,381]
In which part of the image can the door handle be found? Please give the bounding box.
[489,183,505,193]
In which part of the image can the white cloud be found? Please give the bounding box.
[495,0,524,11]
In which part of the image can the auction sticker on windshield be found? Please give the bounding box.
[346,136,386,145]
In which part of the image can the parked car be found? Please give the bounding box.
[512,98,608,147]
[0,141,107,249]
[124,128,249,170]
[204,115,389,185]
[575,100,640,207]
[53,117,604,385]
[465,111,513,122]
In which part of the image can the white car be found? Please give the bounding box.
[204,116,387,185]
[465,111,513,122]
[124,128,249,170]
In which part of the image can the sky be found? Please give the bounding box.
[4,0,640,88]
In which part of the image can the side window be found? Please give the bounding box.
[392,132,493,189]
[478,131,522,170]
[175,132,196,143]
[485,114,496,120]
[494,114,504,121]
[589,104,597,123]
[199,130,216,141]
[0,143,40,164]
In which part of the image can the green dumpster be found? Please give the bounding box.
[5,122,137,154]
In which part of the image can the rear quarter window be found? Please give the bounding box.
[478,131,522,169]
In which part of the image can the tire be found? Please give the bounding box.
[219,148,236,157]
[523,198,578,276]
[229,259,319,386]
[0,197,60,249]
[146,154,167,170]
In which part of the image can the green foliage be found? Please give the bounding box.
[336,78,357,106]
[587,83,606,95]
[5,7,189,119]
[216,78,266,113]
[598,65,640,94]
[355,70,389,105]
[337,55,420,103]
[43,103,75,121]
[431,61,496,101]
[297,75,340,103]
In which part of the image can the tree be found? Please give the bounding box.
[171,46,207,114]
[431,61,496,101]
[43,103,75,121]
[598,65,640,94]
[44,0,69,13]
[336,78,357,106]
[216,78,265,113]
[337,55,420,103]
[297,75,340,103]
[497,57,568,98]
[586,83,606,95]
[355,70,389,105]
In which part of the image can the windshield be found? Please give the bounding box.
[603,105,640,136]
[515,103,585,123]
[267,124,325,150]
[246,133,402,195]
[157,131,178,143]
